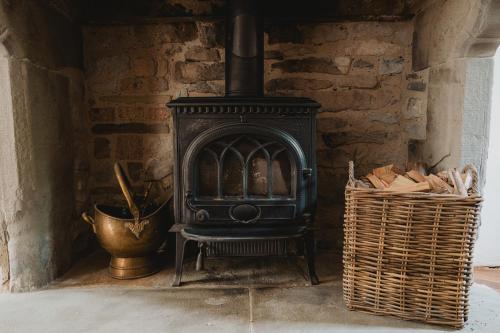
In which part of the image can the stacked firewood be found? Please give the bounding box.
[356,163,474,196]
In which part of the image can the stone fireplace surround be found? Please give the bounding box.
[0,0,499,291]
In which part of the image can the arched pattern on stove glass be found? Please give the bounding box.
[195,134,294,199]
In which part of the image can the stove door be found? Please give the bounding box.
[182,124,309,226]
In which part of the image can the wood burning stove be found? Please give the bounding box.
[167,0,320,286]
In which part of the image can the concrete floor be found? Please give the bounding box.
[0,251,499,333]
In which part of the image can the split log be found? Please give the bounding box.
[388,175,415,189]
[406,170,427,183]
[373,164,394,178]
[425,174,453,194]
[366,174,386,189]
[384,182,431,192]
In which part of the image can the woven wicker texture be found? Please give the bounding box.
[343,161,482,328]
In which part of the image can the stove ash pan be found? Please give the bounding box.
[168,97,320,227]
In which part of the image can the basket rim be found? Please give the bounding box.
[346,184,483,201]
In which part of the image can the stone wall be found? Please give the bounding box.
[0,0,88,291]
[84,19,426,252]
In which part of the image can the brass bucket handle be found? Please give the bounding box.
[81,212,96,233]
[114,162,140,220]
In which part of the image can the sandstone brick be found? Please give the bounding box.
[174,62,224,83]
[143,135,173,160]
[116,106,170,122]
[131,57,156,77]
[185,46,220,62]
[264,50,284,60]
[334,56,351,74]
[355,39,402,56]
[334,75,378,89]
[352,59,375,69]
[89,108,115,122]
[94,137,111,159]
[188,81,225,95]
[367,112,399,125]
[311,90,376,112]
[86,54,130,80]
[116,107,145,122]
[116,135,144,160]
[379,57,405,75]
[322,130,398,148]
[144,107,170,121]
[115,107,169,122]
[271,57,342,74]
[197,21,224,48]
[349,22,394,39]
[119,77,169,94]
[92,123,169,134]
[92,160,114,184]
[132,23,197,45]
[266,78,333,92]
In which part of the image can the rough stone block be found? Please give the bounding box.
[334,75,378,89]
[352,58,375,70]
[119,77,169,94]
[185,46,220,62]
[94,137,111,159]
[131,57,156,77]
[132,23,197,45]
[266,78,332,92]
[355,39,402,56]
[196,21,224,48]
[271,57,342,74]
[264,50,284,60]
[92,160,114,184]
[322,130,398,149]
[143,135,173,161]
[174,62,224,84]
[116,135,144,160]
[90,108,115,122]
[116,106,170,122]
[379,57,405,75]
[188,81,225,95]
[334,56,351,74]
[86,55,129,91]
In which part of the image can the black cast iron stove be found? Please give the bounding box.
[168,0,320,286]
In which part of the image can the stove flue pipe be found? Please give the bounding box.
[225,0,264,97]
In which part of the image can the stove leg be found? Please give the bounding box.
[304,232,319,285]
[172,233,187,287]
[196,242,206,271]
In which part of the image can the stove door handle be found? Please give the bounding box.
[185,191,210,222]
[302,168,313,178]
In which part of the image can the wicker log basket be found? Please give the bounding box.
[343,161,483,328]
